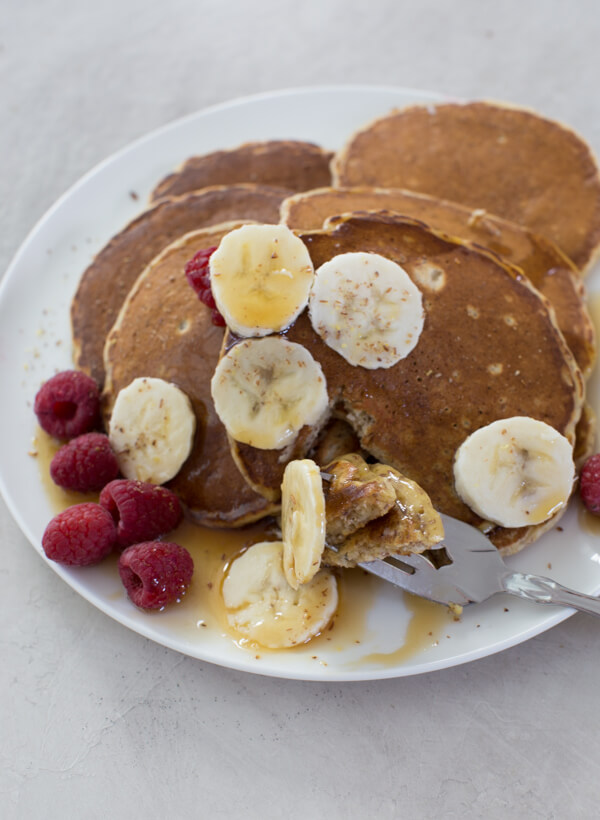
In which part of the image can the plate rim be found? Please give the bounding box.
[0,83,591,682]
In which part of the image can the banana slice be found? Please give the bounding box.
[209,224,314,336]
[222,540,338,649]
[281,459,326,589]
[108,376,195,484]
[309,251,424,369]
[453,416,575,528]
[211,336,329,450]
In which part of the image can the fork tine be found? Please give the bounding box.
[357,553,473,606]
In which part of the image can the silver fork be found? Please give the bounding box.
[356,513,600,616]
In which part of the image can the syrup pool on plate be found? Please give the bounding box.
[33,428,452,667]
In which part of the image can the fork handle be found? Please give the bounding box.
[502,571,600,617]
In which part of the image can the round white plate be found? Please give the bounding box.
[1,85,599,681]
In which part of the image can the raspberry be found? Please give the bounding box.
[50,433,120,493]
[184,246,226,326]
[580,453,600,515]
[42,503,117,566]
[118,541,194,609]
[34,370,100,439]
[99,479,183,547]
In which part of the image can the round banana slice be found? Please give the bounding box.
[211,336,329,450]
[309,251,425,369]
[453,416,575,528]
[281,459,326,589]
[209,223,315,336]
[108,377,196,484]
[222,540,338,649]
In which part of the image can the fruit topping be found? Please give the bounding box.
[222,540,337,648]
[211,336,329,450]
[108,377,196,484]
[184,245,225,326]
[34,370,100,439]
[118,541,194,609]
[42,503,117,566]
[208,224,315,336]
[580,453,600,515]
[99,478,183,548]
[281,459,326,589]
[308,251,425,369]
[453,416,575,528]
[50,432,120,493]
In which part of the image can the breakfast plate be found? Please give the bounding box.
[1,85,600,681]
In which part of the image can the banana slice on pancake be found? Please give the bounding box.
[210,336,329,450]
[108,377,196,484]
[309,252,425,369]
[222,540,338,648]
[281,459,326,589]
[209,224,314,336]
[453,416,575,528]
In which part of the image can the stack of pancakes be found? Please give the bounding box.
[71,102,600,556]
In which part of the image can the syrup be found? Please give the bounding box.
[34,427,448,668]
[578,505,600,536]
[33,430,98,509]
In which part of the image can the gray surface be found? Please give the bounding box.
[3,1,600,818]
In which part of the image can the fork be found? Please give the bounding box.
[355,513,600,616]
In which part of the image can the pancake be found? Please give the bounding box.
[332,102,600,271]
[574,402,597,465]
[321,453,443,568]
[228,212,585,555]
[103,224,277,527]
[71,184,289,387]
[151,140,333,202]
[282,186,596,379]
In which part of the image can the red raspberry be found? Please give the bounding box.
[118,541,194,609]
[99,479,183,547]
[42,503,117,566]
[50,433,120,493]
[34,370,100,439]
[580,454,600,515]
[184,246,226,326]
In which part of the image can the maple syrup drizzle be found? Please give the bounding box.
[33,427,448,668]
[578,506,600,536]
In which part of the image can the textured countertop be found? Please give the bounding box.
[3,1,600,817]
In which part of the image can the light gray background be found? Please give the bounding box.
[3,1,600,818]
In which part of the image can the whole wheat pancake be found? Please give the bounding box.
[332,102,600,271]
[71,184,289,387]
[103,224,277,527]
[151,140,333,202]
[282,186,596,379]
[322,453,443,567]
[228,213,584,555]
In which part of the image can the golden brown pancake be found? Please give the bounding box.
[103,224,277,527]
[574,402,597,465]
[332,102,600,271]
[228,213,585,554]
[281,186,596,379]
[151,140,333,202]
[322,453,443,567]
[71,184,289,387]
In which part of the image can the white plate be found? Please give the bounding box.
[2,85,600,682]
